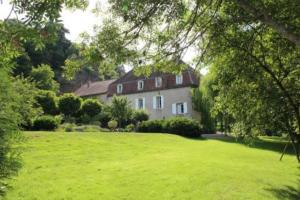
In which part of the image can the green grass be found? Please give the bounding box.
[3,132,300,200]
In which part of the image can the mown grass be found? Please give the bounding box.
[3,132,300,200]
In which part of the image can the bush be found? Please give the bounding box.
[58,93,82,117]
[61,123,75,132]
[98,111,112,128]
[164,117,201,138]
[35,90,58,115]
[125,124,135,132]
[136,117,202,138]
[33,115,58,131]
[136,120,164,133]
[132,110,149,124]
[81,99,102,117]
[108,120,118,131]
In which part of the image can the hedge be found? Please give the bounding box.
[136,117,202,138]
[33,115,59,131]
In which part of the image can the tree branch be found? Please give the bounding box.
[235,0,300,46]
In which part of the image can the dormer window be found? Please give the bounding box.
[117,84,123,94]
[176,74,183,85]
[137,80,144,90]
[155,77,162,88]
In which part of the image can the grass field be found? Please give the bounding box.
[3,132,300,200]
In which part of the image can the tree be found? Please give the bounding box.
[58,93,82,118]
[110,96,133,128]
[30,64,59,92]
[104,0,300,162]
[81,99,102,118]
[63,20,138,80]
[0,1,88,191]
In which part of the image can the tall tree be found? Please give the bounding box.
[103,0,300,161]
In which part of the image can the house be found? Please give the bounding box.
[75,67,200,120]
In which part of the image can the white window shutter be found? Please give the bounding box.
[184,102,188,113]
[153,96,157,109]
[143,97,146,109]
[172,103,176,114]
[161,96,164,109]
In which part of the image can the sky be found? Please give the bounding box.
[0,0,207,74]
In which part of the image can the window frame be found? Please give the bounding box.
[176,102,184,114]
[155,77,162,88]
[176,74,183,85]
[137,80,144,91]
[137,98,144,109]
[156,95,162,109]
[117,84,123,94]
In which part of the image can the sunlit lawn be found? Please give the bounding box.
[4,132,300,200]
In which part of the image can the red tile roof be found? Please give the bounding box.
[74,79,116,97]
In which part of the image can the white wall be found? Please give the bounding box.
[107,87,200,120]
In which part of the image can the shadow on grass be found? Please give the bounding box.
[203,135,296,156]
[265,168,300,200]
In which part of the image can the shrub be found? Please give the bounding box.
[61,123,75,132]
[125,124,135,132]
[58,93,82,117]
[136,120,163,133]
[110,96,132,127]
[33,115,58,131]
[97,111,112,128]
[30,64,59,92]
[108,120,118,131]
[35,90,58,115]
[132,110,149,124]
[136,117,202,138]
[164,117,201,138]
[81,99,102,117]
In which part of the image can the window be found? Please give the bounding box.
[117,84,123,94]
[153,95,164,109]
[137,80,144,90]
[176,103,184,114]
[176,74,183,85]
[172,102,187,114]
[136,98,145,109]
[155,77,162,87]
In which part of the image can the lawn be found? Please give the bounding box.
[3,132,300,200]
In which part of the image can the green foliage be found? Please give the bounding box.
[30,64,59,92]
[108,120,118,131]
[58,93,82,117]
[0,71,23,193]
[132,110,149,124]
[81,99,102,117]
[64,21,137,80]
[192,88,215,134]
[97,107,112,128]
[125,124,135,132]
[136,120,164,133]
[0,0,88,194]
[13,77,42,129]
[164,117,202,138]
[35,90,58,115]
[110,96,133,128]
[137,117,201,138]
[33,116,59,131]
